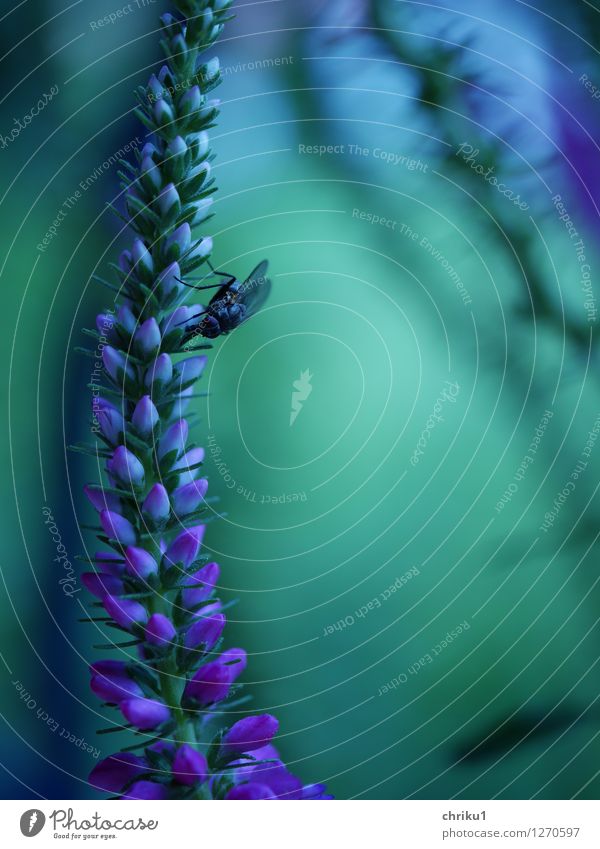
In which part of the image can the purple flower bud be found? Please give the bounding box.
[118,250,132,273]
[179,85,201,115]
[164,222,191,260]
[302,783,333,799]
[182,562,220,608]
[145,613,176,647]
[188,236,213,260]
[131,239,154,277]
[166,135,187,160]
[221,715,279,754]
[142,484,170,522]
[89,752,145,793]
[156,261,181,298]
[82,572,124,599]
[172,744,208,786]
[144,353,173,389]
[184,612,225,651]
[117,303,137,335]
[227,782,275,800]
[134,318,161,357]
[96,312,115,339]
[95,550,125,576]
[89,660,143,702]
[184,660,233,706]
[100,510,137,546]
[83,484,121,514]
[245,762,303,799]
[221,647,247,676]
[147,73,163,100]
[125,546,158,580]
[204,57,220,82]
[102,346,135,384]
[194,156,212,179]
[157,183,181,219]
[132,395,159,436]
[120,697,170,729]
[157,63,171,83]
[93,398,124,444]
[173,446,205,486]
[158,419,189,461]
[200,98,220,120]
[164,525,205,568]
[184,647,246,705]
[161,305,195,336]
[141,142,157,159]
[125,781,168,800]
[191,197,213,225]
[173,356,207,386]
[107,446,145,487]
[172,479,208,516]
[153,98,174,127]
[104,594,148,630]
[140,155,162,191]
[189,130,209,158]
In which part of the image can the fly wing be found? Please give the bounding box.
[240,260,271,317]
[208,278,236,305]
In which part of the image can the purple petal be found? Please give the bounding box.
[222,715,279,754]
[164,525,205,568]
[89,752,145,793]
[182,561,220,609]
[184,612,225,651]
[172,744,208,786]
[82,572,124,599]
[132,395,159,437]
[142,484,170,522]
[100,510,137,546]
[123,780,168,800]
[145,613,176,647]
[103,595,148,630]
[125,546,158,580]
[171,479,208,516]
[227,782,275,800]
[120,697,170,730]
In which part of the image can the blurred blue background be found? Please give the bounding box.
[2,0,600,799]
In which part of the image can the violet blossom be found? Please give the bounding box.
[79,0,331,800]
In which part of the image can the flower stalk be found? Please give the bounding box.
[77,0,331,800]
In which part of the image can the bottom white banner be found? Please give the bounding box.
[2,800,598,848]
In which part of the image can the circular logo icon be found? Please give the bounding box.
[19,810,45,837]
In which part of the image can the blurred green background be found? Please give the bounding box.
[2,0,600,799]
